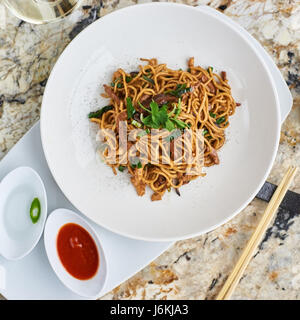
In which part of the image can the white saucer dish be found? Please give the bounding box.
[0,167,47,260]
[40,3,280,241]
[44,208,108,298]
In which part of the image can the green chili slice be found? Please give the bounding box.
[30,198,41,224]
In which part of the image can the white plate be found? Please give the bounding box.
[40,3,280,241]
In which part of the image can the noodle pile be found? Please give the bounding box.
[89,58,239,201]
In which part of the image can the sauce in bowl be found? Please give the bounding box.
[56,223,99,280]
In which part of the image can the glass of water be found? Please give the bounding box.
[3,0,83,24]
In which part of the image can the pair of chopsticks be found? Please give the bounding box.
[216,166,298,300]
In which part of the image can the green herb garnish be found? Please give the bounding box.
[216,117,226,124]
[126,76,132,83]
[139,100,188,131]
[126,97,135,120]
[202,129,209,136]
[131,161,142,169]
[30,198,41,224]
[88,105,113,119]
[207,66,214,73]
[118,165,125,172]
[111,77,123,88]
[170,118,188,129]
[167,84,191,98]
[143,75,155,85]
[209,112,216,118]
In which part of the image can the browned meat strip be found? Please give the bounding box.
[188,57,194,68]
[207,82,216,94]
[103,84,120,104]
[154,175,166,188]
[221,71,227,81]
[200,74,208,83]
[141,94,178,110]
[116,111,127,131]
[131,170,146,196]
[209,148,220,164]
[151,193,162,201]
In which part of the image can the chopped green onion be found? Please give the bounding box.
[30,198,41,224]
[209,112,216,118]
[167,84,191,98]
[207,66,214,73]
[131,161,142,169]
[143,75,155,85]
[126,76,132,83]
[116,82,123,89]
[118,165,125,172]
[216,117,226,124]
[202,129,209,136]
[132,120,142,128]
[88,105,113,119]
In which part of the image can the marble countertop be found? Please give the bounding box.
[0,0,299,300]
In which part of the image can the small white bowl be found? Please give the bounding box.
[0,166,47,260]
[44,208,107,298]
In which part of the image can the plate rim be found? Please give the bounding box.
[40,2,281,241]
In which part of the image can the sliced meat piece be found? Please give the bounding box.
[188,57,194,68]
[182,175,192,185]
[151,192,162,201]
[130,71,139,78]
[116,110,127,131]
[103,84,120,104]
[200,74,208,83]
[133,111,142,123]
[154,175,166,188]
[136,94,151,113]
[209,148,220,164]
[131,170,146,196]
[221,71,227,81]
[207,82,216,94]
[141,94,178,109]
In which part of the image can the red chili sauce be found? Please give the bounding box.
[56,223,99,280]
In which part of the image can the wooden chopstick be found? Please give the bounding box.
[216,166,298,300]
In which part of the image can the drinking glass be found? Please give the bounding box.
[3,0,83,24]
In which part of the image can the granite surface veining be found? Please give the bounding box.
[0,0,299,300]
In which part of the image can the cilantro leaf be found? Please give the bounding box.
[126,97,135,120]
[170,118,188,129]
[165,119,175,132]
